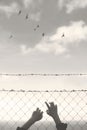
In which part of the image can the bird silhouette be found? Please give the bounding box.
[42,33,45,37]
[9,35,13,39]
[26,14,28,19]
[37,25,39,28]
[61,33,65,37]
[34,25,39,31]
[18,10,21,15]
[34,28,36,31]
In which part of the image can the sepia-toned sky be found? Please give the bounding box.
[0,0,87,90]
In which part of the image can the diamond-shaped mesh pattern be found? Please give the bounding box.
[0,90,87,130]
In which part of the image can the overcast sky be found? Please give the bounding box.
[0,0,87,90]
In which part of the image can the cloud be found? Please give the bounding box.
[20,21,87,55]
[58,0,65,10]
[0,2,19,18]
[20,38,67,55]
[20,44,33,54]
[51,21,87,44]
[0,26,20,57]
[30,12,41,21]
[58,0,87,13]
[23,0,43,8]
[23,0,33,8]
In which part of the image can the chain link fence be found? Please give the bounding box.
[0,90,87,130]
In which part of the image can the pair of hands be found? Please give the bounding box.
[31,102,58,122]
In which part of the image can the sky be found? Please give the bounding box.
[0,0,87,90]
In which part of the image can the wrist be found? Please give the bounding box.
[53,115,61,124]
[21,117,36,130]
[30,117,36,124]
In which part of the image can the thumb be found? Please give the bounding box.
[46,110,50,115]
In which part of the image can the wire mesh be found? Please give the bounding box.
[0,90,87,130]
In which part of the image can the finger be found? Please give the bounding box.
[39,109,41,113]
[39,109,43,113]
[36,108,39,111]
[55,105,57,109]
[37,108,42,113]
[41,111,43,114]
[49,102,54,107]
[41,111,43,115]
[46,110,49,115]
[45,102,50,109]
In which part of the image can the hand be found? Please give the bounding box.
[31,108,43,122]
[45,102,61,123]
[45,102,57,118]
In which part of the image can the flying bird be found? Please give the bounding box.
[18,10,21,15]
[37,25,39,28]
[26,14,29,19]
[9,35,13,39]
[42,33,45,37]
[61,33,65,37]
[34,28,36,31]
[34,25,39,31]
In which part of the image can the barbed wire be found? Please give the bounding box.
[0,89,87,92]
[0,73,87,77]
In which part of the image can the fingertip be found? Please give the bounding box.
[36,108,39,111]
[39,109,41,112]
[49,102,54,105]
[41,111,43,114]
[45,101,47,105]
[45,102,50,108]
[55,104,57,107]
[46,110,49,113]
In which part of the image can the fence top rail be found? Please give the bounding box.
[0,89,87,92]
